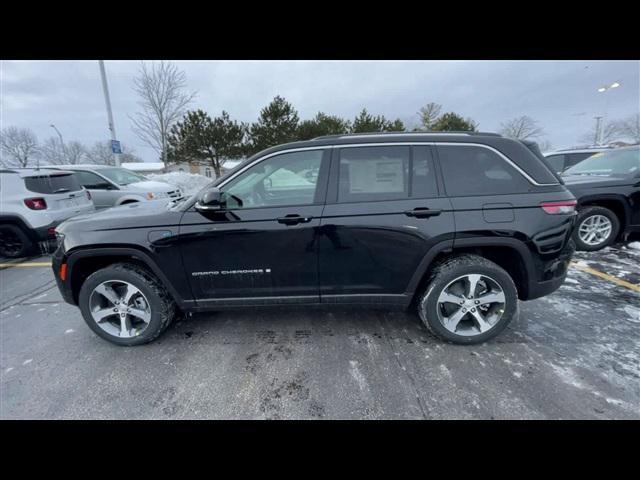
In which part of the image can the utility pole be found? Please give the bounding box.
[50,124,67,164]
[594,116,603,146]
[98,60,121,166]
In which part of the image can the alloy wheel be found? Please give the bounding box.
[436,274,506,337]
[578,214,612,246]
[89,280,152,338]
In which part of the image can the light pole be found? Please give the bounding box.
[50,124,67,163]
[596,81,621,145]
[98,60,121,166]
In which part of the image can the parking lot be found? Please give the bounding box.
[1,243,639,420]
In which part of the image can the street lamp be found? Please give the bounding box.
[50,124,67,163]
[595,81,622,145]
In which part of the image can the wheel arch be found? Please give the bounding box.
[577,194,630,235]
[406,238,535,303]
[65,247,184,308]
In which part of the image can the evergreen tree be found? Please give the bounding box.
[247,96,299,155]
[296,112,351,140]
[430,112,478,132]
[351,109,405,133]
[167,109,246,177]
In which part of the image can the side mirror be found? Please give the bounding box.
[195,187,225,212]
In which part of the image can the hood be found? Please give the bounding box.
[125,180,177,192]
[57,200,181,234]
[561,174,635,189]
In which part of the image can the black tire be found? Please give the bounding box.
[78,263,176,346]
[417,254,519,345]
[0,224,34,258]
[573,206,620,252]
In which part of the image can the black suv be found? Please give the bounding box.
[52,132,576,346]
[562,146,640,251]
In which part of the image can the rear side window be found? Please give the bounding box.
[337,146,438,203]
[438,145,530,196]
[23,173,82,194]
[545,154,565,173]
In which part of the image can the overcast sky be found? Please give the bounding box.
[1,60,638,162]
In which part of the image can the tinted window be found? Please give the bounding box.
[545,154,565,173]
[24,173,82,194]
[411,146,438,198]
[223,149,324,208]
[338,146,410,202]
[565,152,597,169]
[98,168,147,185]
[438,145,530,196]
[75,171,112,189]
[563,148,639,176]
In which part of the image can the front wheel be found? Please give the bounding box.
[78,263,176,346]
[573,206,620,251]
[418,255,518,345]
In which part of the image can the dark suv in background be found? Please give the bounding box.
[52,132,576,346]
[562,145,640,251]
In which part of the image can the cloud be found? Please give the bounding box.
[1,60,638,161]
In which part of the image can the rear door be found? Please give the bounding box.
[318,144,455,305]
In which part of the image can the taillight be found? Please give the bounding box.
[24,198,47,210]
[540,200,577,214]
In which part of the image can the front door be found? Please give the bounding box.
[179,148,330,307]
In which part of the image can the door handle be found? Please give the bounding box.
[404,208,442,218]
[277,214,313,225]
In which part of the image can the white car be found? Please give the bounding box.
[0,168,95,257]
[50,165,183,209]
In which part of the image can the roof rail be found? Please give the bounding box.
[311,131,501,140]
[0,169,18,174]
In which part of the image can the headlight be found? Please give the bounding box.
[146,192,168,200]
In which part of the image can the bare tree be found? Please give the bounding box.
[0,127,39,167]
[537,139,553,152]
[130,61,196,166]
[615,114,640,144]
[499,116,545,140]
[416,102,442,131]
[579,120,622,146]
[40,137,87,165]
[85,141,143,165]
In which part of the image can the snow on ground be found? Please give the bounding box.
[146,172,212,197]
[628,242,640,251]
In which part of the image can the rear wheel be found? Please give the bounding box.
[0,225,34,258]
[78,263,176,346]
[573,206,620,251]
[417,255,518,345]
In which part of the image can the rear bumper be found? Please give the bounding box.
[526,239,575,300]
[31,221,59,241]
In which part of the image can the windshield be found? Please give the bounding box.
[98,168,147,185]
[563,148,640,177]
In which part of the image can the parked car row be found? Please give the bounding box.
[0,165,183,258]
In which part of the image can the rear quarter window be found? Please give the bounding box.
[437,145,530,196]
[23,173,83,194]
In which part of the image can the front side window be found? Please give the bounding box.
[438,145,530,196]
[98,168,147,186]
[222,149,325,208]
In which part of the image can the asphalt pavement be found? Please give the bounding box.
[1,244,639,419]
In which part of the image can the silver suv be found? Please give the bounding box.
[0,168,94,258]
[50,165,183,209]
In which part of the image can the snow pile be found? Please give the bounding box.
[146,172,212,197]
[627,242,640,251]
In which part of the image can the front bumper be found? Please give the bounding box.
[51,246,76,306]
